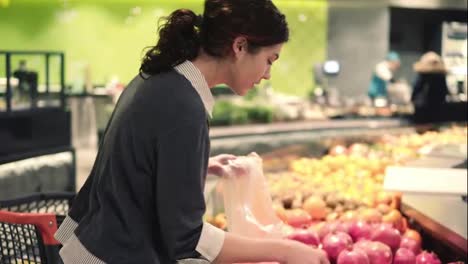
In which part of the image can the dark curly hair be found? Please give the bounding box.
[140,0,289,75]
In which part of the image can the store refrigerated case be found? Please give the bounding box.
[0,51,75,199]
[442,21,468,101]
[0,51,66,112]
[207,121,467,262]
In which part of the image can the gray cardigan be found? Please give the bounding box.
[56,69,211,263]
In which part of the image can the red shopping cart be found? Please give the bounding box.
[0,192,75,227]
[0,192,75,264]
[0,210,60,264]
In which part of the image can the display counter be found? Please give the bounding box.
[384,145,467,262]
[210,117,412,156]
[210,117,410,139]
[0,50,75,199]
[206,123,466,263]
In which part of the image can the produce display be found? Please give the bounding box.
[207,126,467,263]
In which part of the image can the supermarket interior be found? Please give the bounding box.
[0,0,467,263]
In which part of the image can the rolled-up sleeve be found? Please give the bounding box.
[196,222,225,262]
[156,120,224,261]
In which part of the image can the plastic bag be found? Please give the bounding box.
[221,153,284,239]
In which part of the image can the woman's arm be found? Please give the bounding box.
[214,232,329,264]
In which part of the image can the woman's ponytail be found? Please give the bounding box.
[140,9,201,75]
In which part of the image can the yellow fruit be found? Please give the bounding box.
[303,196,327,220]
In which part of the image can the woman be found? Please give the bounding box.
[55,0,329,263]
[368,51,401,103]
[411,51,449,123]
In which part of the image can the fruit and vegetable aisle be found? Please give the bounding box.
[208,125,467,264]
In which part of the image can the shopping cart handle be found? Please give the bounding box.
[0,210,60,245]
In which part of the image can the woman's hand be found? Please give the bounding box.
[213,234,330,264]
[208,152,260,177]
[207,154,237,177]
[281,240,330,264]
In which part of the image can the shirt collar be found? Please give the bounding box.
[174,60,214,117]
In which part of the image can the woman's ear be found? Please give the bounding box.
[231,36,248,58]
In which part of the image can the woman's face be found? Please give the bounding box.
[227,41,283,95]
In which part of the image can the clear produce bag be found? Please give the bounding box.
[221,153,284,239]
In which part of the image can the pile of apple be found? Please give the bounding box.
[273,193,426,263]
[268,153,401,227]
[268,126,467,227]
[207,126,467,263]
[378,126,467,152]
[285,219,441,264]
[266,126,466,263]
[277,195,441,264]
[270,154,394,210]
